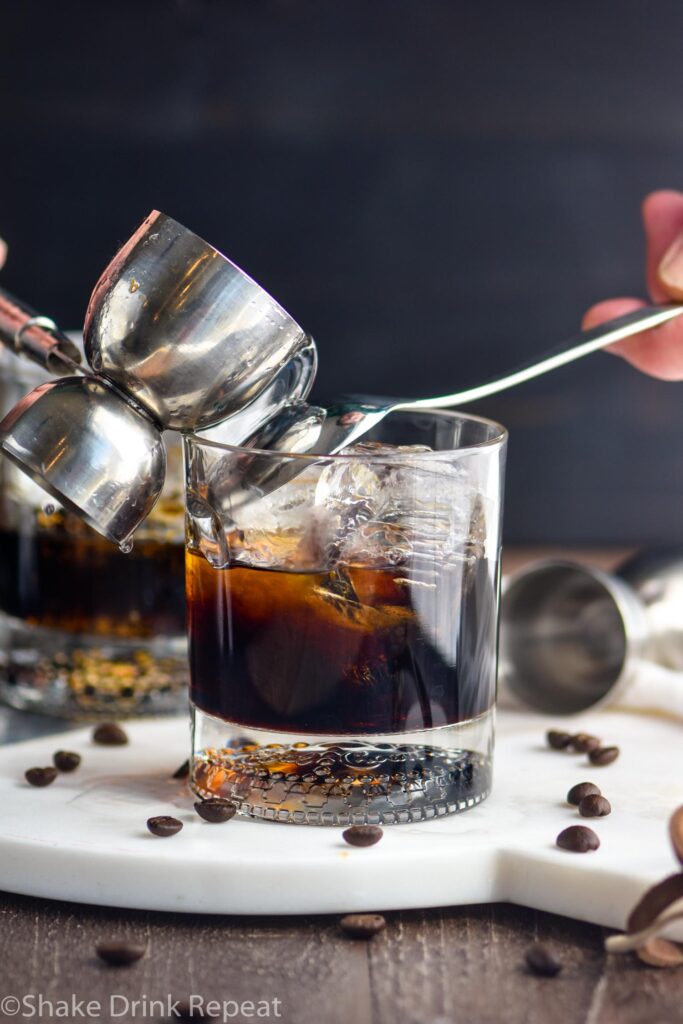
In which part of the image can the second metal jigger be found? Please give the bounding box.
[0,211,316,545]
[500,550,683,715]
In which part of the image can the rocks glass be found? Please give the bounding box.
[0,347,187,718]
[186,409,506,825]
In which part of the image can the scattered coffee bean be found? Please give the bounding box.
[670,806,683,866]
[342,825,384,847]
[589,745,620,766]
[25,766,58,787]
[147,815,183,837]
[93,722,128,746]
[567,781,601,806]
[340,913,386,938]
[96,940,146,967]
[53,750,81,772]
[525,943,562,977]
[546,730,572,750]
[636,937,683,968]
[569,733,601,754]
[194,799,237,823]
[556,825,600,853]
[579,794,611,818]
[172,759,190,780]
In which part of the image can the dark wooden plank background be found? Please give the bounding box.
[0,892,680,1024]
[2,0,683,544]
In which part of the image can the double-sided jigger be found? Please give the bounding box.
[0,211,316,545]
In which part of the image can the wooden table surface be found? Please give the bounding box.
[0,547,680,1024]
[0,892,680,1024]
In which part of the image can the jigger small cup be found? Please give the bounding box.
[0,375,166,546]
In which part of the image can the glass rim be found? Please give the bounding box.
[186,407,508,462]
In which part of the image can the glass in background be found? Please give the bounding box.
[0,344,187,718]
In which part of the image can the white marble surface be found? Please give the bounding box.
[0,709,681,929]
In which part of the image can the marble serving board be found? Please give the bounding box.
[0,710,681,930]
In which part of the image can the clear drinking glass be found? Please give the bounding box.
[0,347,188,718]
[185,409,507,825]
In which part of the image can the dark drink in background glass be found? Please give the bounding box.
[0,509,184,639]
[0,348,188,717]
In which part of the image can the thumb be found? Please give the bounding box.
[657,232,683,301]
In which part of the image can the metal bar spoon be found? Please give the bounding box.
[200,303,683,514]
[315,303,683,450]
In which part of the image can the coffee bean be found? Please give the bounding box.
[25,767,58,787]
[93,722,128,746]
[340,913,386,938]
[569,733,601,753]
[147,815,183,837]
[96,941,146,966]
[194,799,237,823]
[342,825,384,847]
[556,825,600,852]
[546,730,572,750]
[53,750,81,772]
[567,781,601,806]
[578,794,611,818]
[172,759,190,779]
[525,943,562,977]
[670,806,683,866]
[589,745,620,766]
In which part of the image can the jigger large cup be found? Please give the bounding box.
[0,211,315,545]
[83,210,312,431]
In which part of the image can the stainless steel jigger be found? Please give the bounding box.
[0,211,315,545]
[500,550,683,718]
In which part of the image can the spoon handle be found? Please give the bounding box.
[407,303,683,411]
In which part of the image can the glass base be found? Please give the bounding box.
[191,704,494,826]
[0,614,188,719]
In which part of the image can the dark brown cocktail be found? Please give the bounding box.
[187,411,506,825]
[187,555,495,734]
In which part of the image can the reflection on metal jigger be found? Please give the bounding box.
[500,550,683,719]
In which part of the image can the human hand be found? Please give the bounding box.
[583,189,683,379]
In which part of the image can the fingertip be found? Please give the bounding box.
[582,297,645,332]
[642,189,683,224]
[608,316,683,380]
